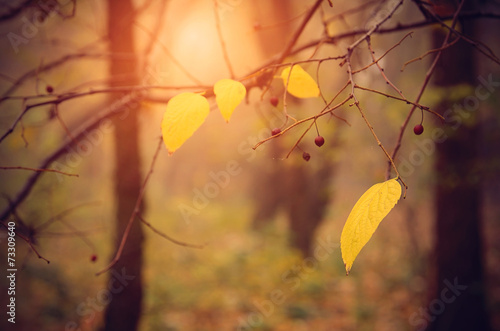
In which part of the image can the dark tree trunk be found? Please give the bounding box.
[286,163,332,256]
[425,2,491,330]
[103,0,144,330]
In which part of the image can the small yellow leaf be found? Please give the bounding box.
[161,92,209,155]
[340,178,402,275]
[281,65,320,98]
[214,79,246,122]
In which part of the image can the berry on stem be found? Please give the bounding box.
[302,152,311,161]
[315,135,325,147]
[414,124,424,135]
[90,254,98,262]
[271,128,281,136]
[270,96,279,107]
[46,85,53,94]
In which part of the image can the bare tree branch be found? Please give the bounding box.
[0,220,50,264]
[0,53,112,104]
[386,0,466,179]
[137,214,205,249]
[278,0,325,64]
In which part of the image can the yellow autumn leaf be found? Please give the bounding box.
[214,79,246,122]
[340,178,402,275]
[281,64,320,98]
[161,92,209,155]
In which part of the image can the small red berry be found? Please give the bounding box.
[46,85,53,94]
[414,124,424,135]
[302,152,311,161]
[270,96,279,107]
[90,254,97,262]
[271,128,281,136]
[314,135,325,147]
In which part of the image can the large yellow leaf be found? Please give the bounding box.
[281,65,320,98]
[340,178,402,275]
[214,79,246,122]
[161,92,209,155]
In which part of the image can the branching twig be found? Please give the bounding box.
[386,0,466,179]
[347,0,404,51]
[365,36,405,99]
[0,220,50,264]
[53,105,79,148]
[96,137,162,276]
[346,49,404,187]
[401,37,460,71]
[324,0,379,25]
[420,5,500,66]
[0,84,211,144]
[353,85,443,120]
[36,201,100,232]
[253,94,352,151]
[293,12,500,60]
[338,0,406,185]
[352,31,414,75]
[0,53,113,104]
[134,21,204,86]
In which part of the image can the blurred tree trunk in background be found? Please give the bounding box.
[103,0,144,330]
[286,163,333,256]
[251,1,336,257]
[427,1,492,330]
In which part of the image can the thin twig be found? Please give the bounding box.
[0,166,79,177]
[213,0,235,78]
[137,214,205,249]
[36,201,100,231]
[334,0,407,184]
[324,0,379,25]
[53,105,80,148]
[258,0,325,99]
[277,0,324,63]
[420,6,500,66]
[254,7,309,31]
[96,137,162,276]
[365,36,405,99]
[0,53,112,104]
[282,64,299,126]
[386,0,466,179]
[401,37,460,71]
[292,12,500,60]
[138,0,167,60]
[354,85,443,120]
[346,48,405,188]
[0,220,50,264]
[253,94,352,151]
[134,22,204,86]
[352,31,414,75]
[347,0,404,51]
